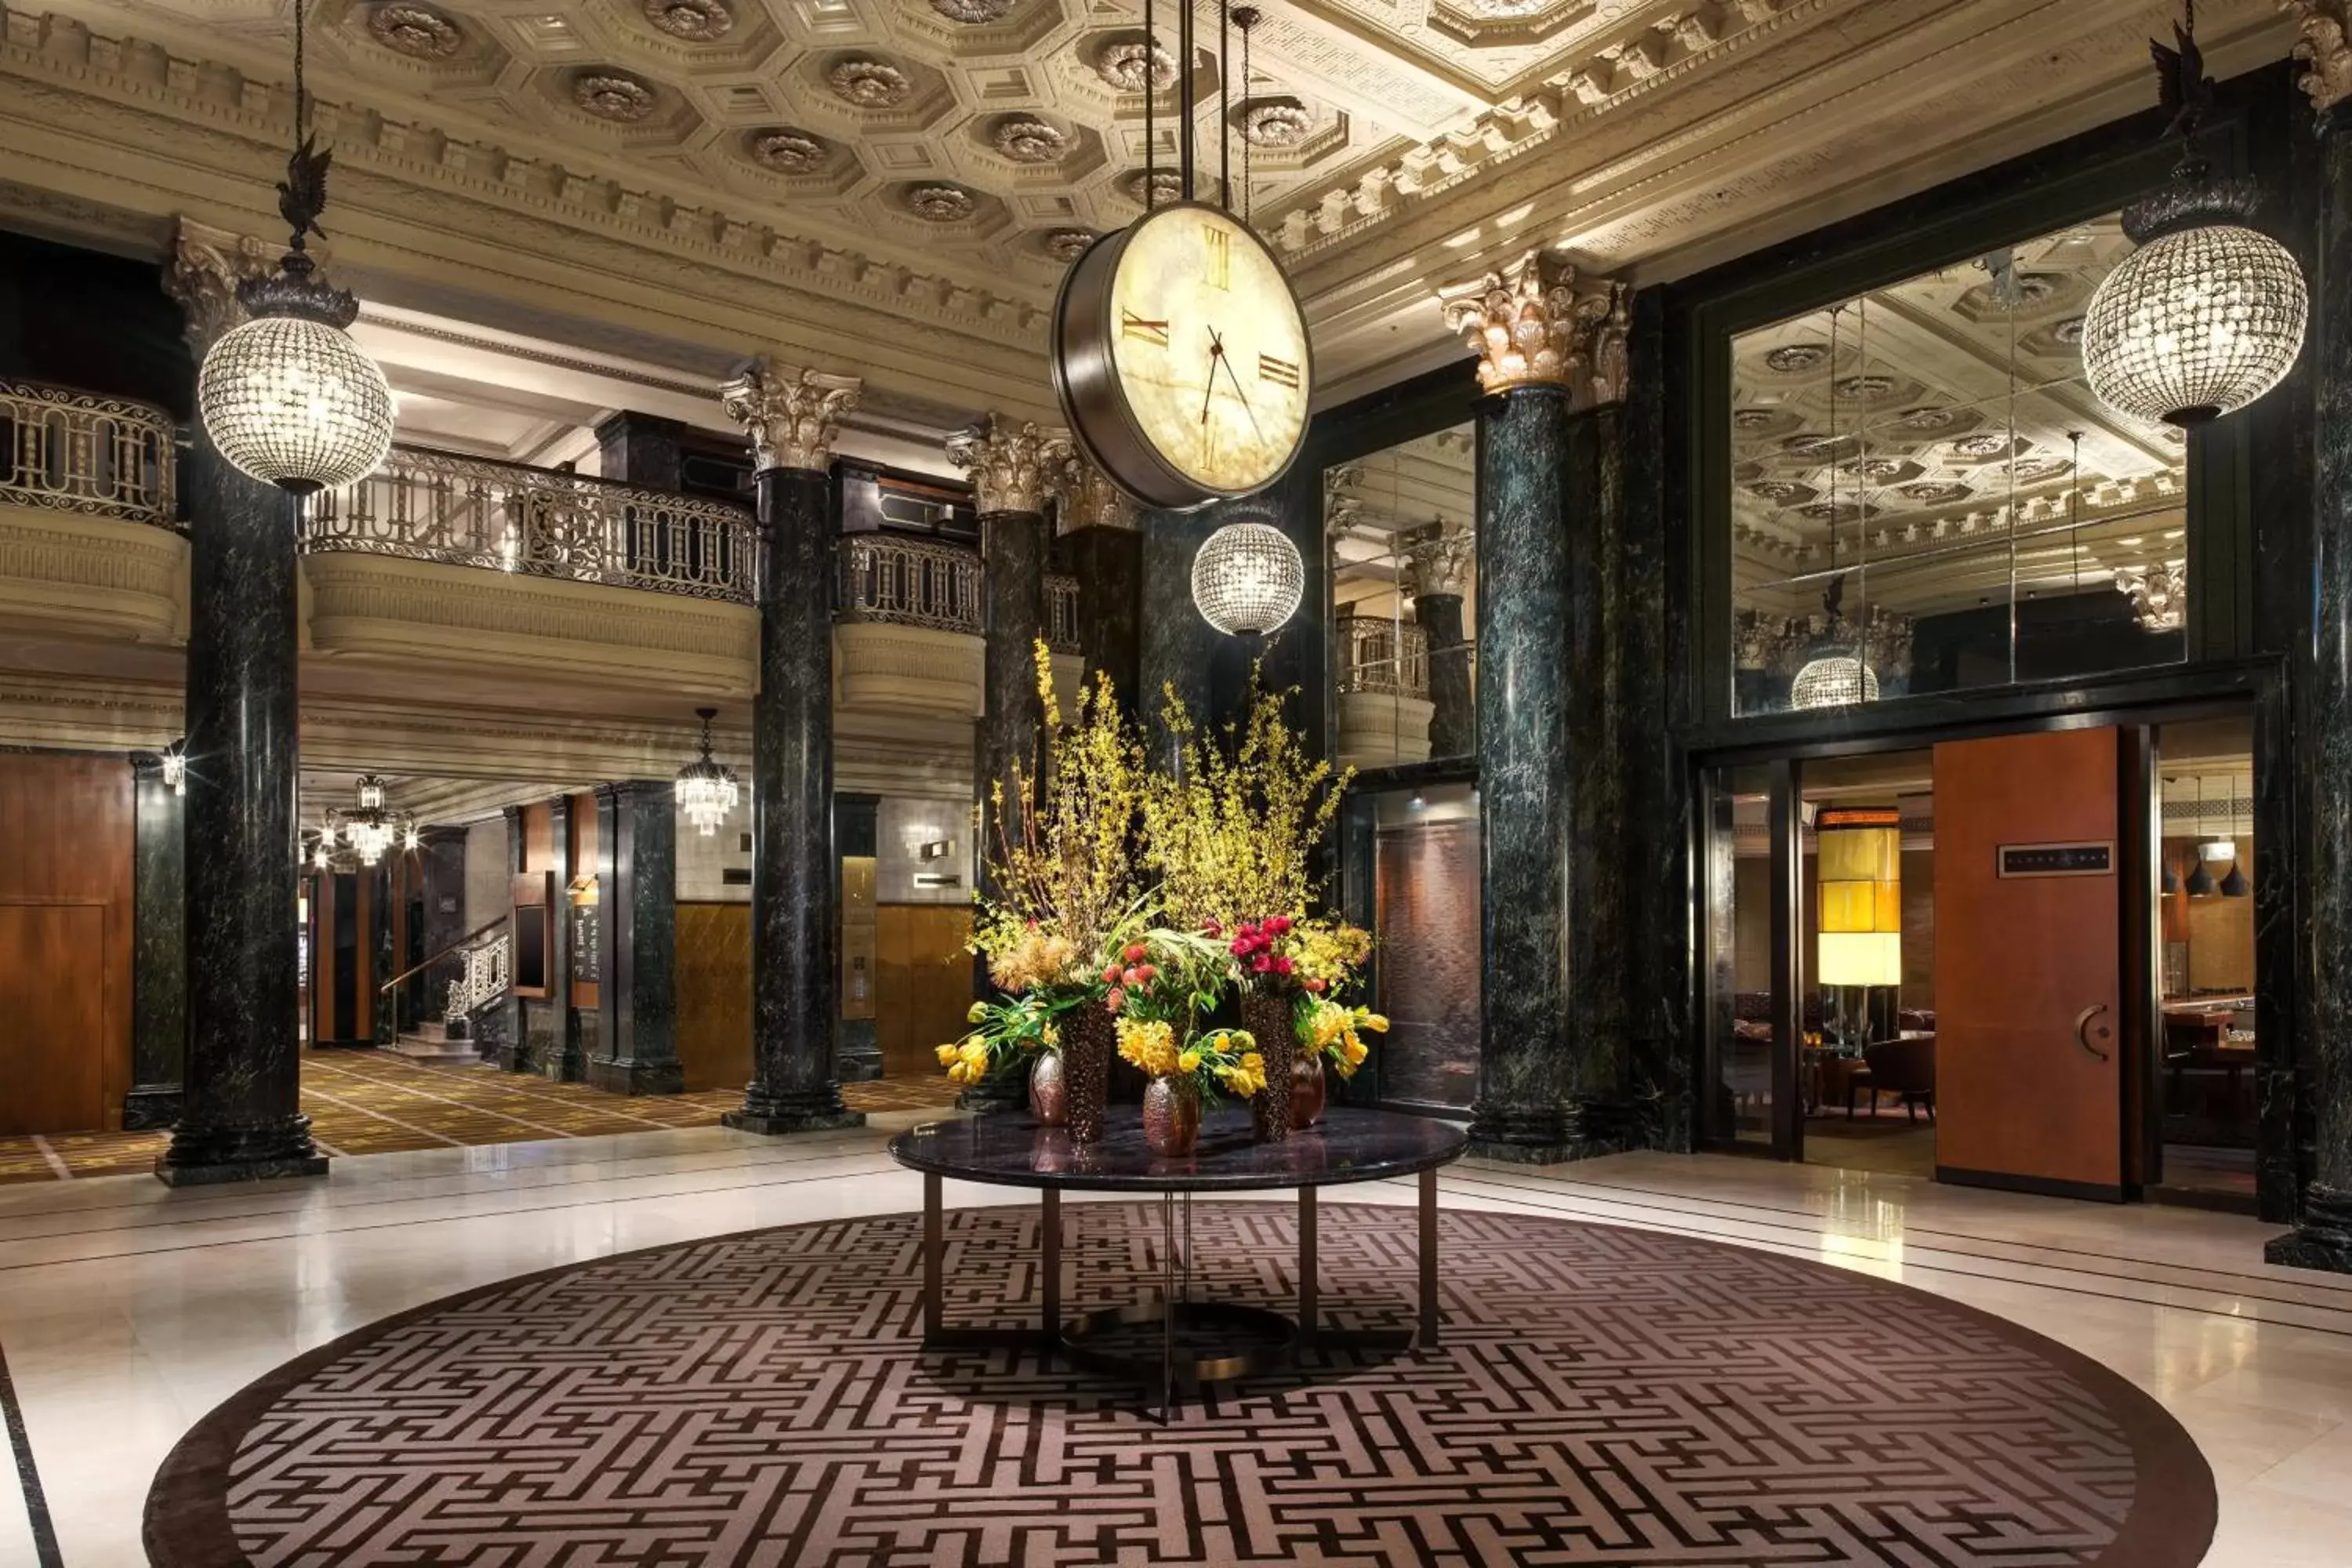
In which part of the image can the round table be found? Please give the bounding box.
[888,1106,1468,1418]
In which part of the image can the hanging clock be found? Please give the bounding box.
[1051,201,1313,511]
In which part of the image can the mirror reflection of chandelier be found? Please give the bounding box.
[673,708,740,837]
[314,773,417,869]
[2115,561,2187,632]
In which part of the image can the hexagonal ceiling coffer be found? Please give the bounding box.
[1041,227,1096,262]
[906,183,978,222]
[644,0,732,42]
[1125,169,1184,207]
[830,57,913,110]
[1094,37,1177,93]
[992,116,1069,165]
[932,0,1015,20]
[1240,99,1309,147]
[368,2,463,59]
[575,71,659,122]
[748,128,829,172]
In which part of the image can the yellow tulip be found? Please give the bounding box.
[935,1043,960,1066]
[967,1002,989,1024]
[947,1062,969,1084]
[1363,1012,1390,1033]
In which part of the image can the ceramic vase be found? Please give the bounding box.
[1062,1003,1113,1144]
[1028,1051,1067,1126]
[1241,989,1299,1142]
[1291,1050,1327,1129]
[1142,1074,1201,1157]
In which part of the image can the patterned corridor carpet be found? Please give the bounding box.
[0,1054,956,1181]
[144,1203,2214,1568]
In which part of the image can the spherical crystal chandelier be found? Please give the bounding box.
[2079,2,2306,429]
[198,1,394,495]
[1790,653,1880,710]
[1191,519,1304,636]
[673,707,739,837]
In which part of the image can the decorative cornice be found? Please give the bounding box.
[2283,2,2352,114]
[719,358,863,473]
[1440,251,1627,399]
[1056,450,1138,532]
[946,416,1072,516]
[164,218,277,352]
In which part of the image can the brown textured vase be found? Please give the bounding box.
[1062,1004,1113,1144]
[1241,989,1299,1142]
[1290,1049,1327,1129]
[1142,1074,1200,1157]
[1027,1051,1067,1126]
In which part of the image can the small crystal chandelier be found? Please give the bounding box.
[1192,518,1305,636]
[673,707,739,837]
[2115,561,2187,631]
[318,772,412,868]
[2079,2,2307,428]
[197,0,394,495]
[160,738,187,797]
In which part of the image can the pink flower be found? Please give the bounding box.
[1102,964,1123,985]
[1250,953,1272,975]
[1269,915,1291,936]
[1106,987,1126,1012]
[1123,943,1149,964]
[1123,967,1142,986]
[1273,955,1294,976]
[1136,963,1157,982]
[1230,939,1251,957]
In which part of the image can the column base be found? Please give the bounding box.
[585,1056,684,1095]
[154,1120,328,1186]
[122,1084,183,1131]
[837,1021,883,1083]
[1467,1096,1639,1164]
[723,1082,865,1136]
[2267,1183,2352,1273]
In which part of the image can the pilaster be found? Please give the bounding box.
[588,782,684,1094]
[125,751,185,1130]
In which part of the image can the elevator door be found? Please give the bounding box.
[1933,728,2129,1200]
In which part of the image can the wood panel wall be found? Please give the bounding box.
[877,904,972,1080]
[0,753,134,1134]
[675,901,750,1092]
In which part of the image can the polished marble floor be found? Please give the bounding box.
[0,1119,2347,1566]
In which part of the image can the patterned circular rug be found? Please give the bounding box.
[145,1203,2213,1567]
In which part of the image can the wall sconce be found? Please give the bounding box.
[919,839,954,861]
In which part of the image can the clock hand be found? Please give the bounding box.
[1200,325,1225,425]
[1216,349,1265,441]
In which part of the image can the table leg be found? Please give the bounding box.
[1298,1184,1318,1348]
[1417,1167,1439,1349]
[1160,1191,1175,1421]
[1041,1188,1060,1350]
[923,1171,942,1343]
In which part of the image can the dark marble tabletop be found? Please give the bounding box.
[887,1106,1468,1192]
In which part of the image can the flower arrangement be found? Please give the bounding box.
[1114,1017,1265,1101]
[1306,1000,1388,1080]
[935,992,1073,1087]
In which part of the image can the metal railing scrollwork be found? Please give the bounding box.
[840,534,984,633]
[444,931,512,1026]
[1046,574,1080,654]
[307,444,758,602]
[0,378,178,528]
[1338,612,1431,699]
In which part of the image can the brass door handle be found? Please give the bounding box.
[2074,1004,2113,1062]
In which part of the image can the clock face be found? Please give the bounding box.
[1051,201,1312,510]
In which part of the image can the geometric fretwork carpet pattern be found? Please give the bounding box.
[144,1203,2214,1567]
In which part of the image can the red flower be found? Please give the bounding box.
[1123,942,1149,964]
[1230,939,1250,957]
[1102,964,1123,985]
[1123,967,1142,987]
[1304,976,1327,993]
[1272,955,1294,976]
[1250,953,1272,974]
[1268,915,1291,936]
[1136,963,1157,982]
[1106,986,1126,1012]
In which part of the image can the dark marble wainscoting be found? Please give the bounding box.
[541,796,581,1083]
[1140,506,1219,766]
[834,794,880,1083]
[589,781,684,1095]
[728,463,861,1135]
[372,865,397,1048]
[490,804,528,1073]
[126,752,186,1130]
[1468,383,1576,1162]
[412,828,470,1035]
[1060,523,1142,706]
[975,503,1047,933]
[155,434,325,1186]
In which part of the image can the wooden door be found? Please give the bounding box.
[0,903,109,1134]
[1933,729,2126,1199]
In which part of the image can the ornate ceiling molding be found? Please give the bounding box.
[2283,1,2352,111]
[946,416,1073,516]
[720,358,863,473]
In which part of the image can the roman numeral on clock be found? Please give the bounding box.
[1201,226,1231,290]
[1120,310,1171,347]
[1259,353,1301,389]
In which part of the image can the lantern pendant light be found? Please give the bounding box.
[2080,0,2307,429]
[197,0,394,495]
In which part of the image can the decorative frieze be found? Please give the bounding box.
[946,416,1073,516]
[2285,2,2352,114]
[1439,250,1629,403]
[719,358,862,473]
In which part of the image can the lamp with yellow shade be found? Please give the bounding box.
[1817,807,1903,992]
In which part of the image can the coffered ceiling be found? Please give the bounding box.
[0,0,2308,423]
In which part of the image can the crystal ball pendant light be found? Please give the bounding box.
[2080,2,2307,429]
[1192,519,1305,637]
[198,2,393,495]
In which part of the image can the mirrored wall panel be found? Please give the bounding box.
[1327,423,1477,769]
[1730,216,2190,717]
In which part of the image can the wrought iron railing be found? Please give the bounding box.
[307,444,758,602]
[0,378,177,528]
[1047,574,1080,654]
[1338,612,1430,699]
[840,534,983,633]
[444,931,511,1026]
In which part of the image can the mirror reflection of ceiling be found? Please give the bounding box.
[1328,423,1475,617]
[1731,215,2190,622]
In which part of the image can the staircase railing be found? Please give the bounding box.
[0,377,178,527]
[444,931,512,1028]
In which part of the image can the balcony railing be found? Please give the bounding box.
[0,378,176,528]
[1338,612,1430,699]
[841,534,982,633]
[307,444,759,602]
[1047,575,1080,654]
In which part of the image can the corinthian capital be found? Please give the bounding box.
[718,358,862,473]
[2284,2,2352,114]
[1057,449,1138,532]
[1405,524,1475,599]
[1439,250,1630,405]
[946,416,1073,516]
[165,219,278,352]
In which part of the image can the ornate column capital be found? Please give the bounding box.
[164,218,278,353]
[718,358,862,473]
[1439,250,1629,406]
[2285,2,2352,115]
[946,416,1073,516]
[1056,448,1138,532]
[1405,524,1475,599]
